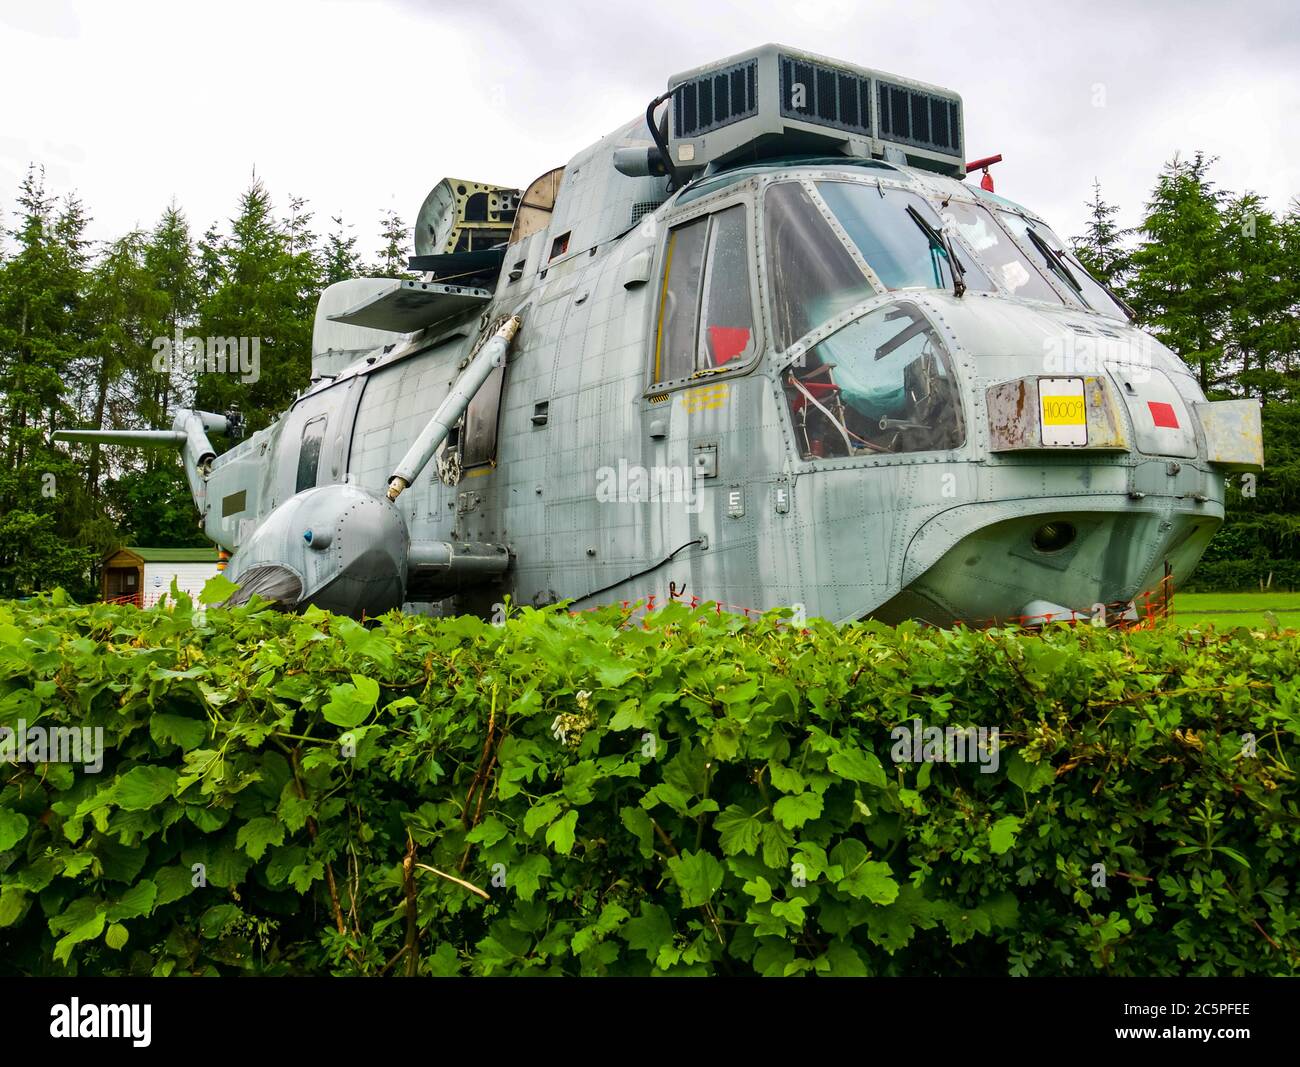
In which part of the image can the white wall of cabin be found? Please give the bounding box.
[140,562,220,604]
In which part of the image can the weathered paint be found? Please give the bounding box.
[58,45,1267,625]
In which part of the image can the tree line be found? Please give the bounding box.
[0,154,1295,599]
[0,167,413,596]
[1072,153,1300,590]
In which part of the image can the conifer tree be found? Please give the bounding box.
[78,230,168,494]
[372,208,413,278]
[1127,152,1230,392]
[0,166,100,596]
[1071,180,1131,294]
[195,179,318,430]
[143,203,198,428]
[1219,192,1288,401]
[322,214,363,285]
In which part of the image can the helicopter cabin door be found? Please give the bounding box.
[272,377,365,509]
[449,357,506,475]
[644,199,761,588]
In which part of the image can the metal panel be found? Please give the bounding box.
[986,375,1127,452]
[329,280,492,333]
[1106,364,1197,459]
[1195,399,1264,470]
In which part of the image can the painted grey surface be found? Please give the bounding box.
[664,43,965,179]
[55,44,1264,624]
[225,483,409,615]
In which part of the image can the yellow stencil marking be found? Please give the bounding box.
[681,382,730,413]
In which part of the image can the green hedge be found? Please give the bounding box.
[0,590,1297,976]
[1183,558,1300,593]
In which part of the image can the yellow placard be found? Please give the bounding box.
[682,383,729,414]
[1040,395,1086,426]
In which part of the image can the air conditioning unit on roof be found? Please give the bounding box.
[666,43,965,179]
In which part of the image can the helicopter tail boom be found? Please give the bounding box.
[53,409,229,512]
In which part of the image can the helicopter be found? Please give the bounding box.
[54,43,1263,625]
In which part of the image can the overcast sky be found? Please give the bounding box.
[1,0,1297,260]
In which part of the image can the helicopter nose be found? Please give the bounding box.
[875,507,1220,626]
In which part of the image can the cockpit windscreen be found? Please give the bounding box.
[764,181,874,351]
[782,302,965,459]
[816,181,993,296]
[938,200,1065,305]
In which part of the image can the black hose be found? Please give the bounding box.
[646,90,684,190]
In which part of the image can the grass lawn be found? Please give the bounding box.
[1167,590,1300,631]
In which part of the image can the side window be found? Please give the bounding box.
[652,205,755,387]
[697,206,755,370]
[296,415,327,493]
[782,302,964,459]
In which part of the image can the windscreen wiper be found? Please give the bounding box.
[1024,226,1083,293]
[1014,216,1136,321]
[906,205,966,297]
[1099,279,1138,322]
[1058,245,1139,322]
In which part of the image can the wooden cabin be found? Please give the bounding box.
[101,546,221,607]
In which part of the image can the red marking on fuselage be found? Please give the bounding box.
[1148,401,1179,429]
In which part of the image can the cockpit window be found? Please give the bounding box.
[653,205,756,385]
[296,415,326,493]
[815,181,994,295]
[997,213,1129,320]
[937,200,1065,305]
[764,181,874,352]
[654,216,708,383]
[782,302,964,459]
[697,206,755,370]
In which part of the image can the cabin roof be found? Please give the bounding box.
[103,546,221,565]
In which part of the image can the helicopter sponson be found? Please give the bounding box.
[55,44,1263,625]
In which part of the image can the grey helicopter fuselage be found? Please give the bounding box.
[57,44,1263,624]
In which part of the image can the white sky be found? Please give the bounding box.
[1,0,1297,259]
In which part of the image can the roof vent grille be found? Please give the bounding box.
[630,200,665,226]
[779,54,872,136]
[673,59,759,138]
[877,81,962,155]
